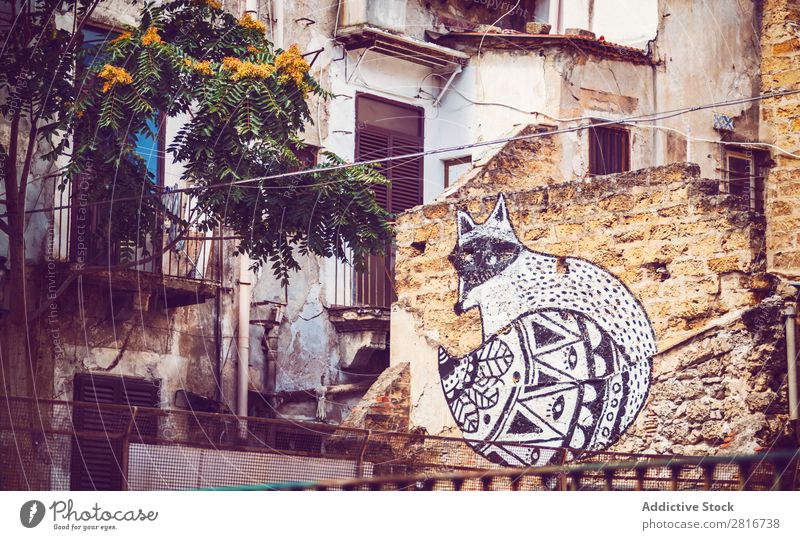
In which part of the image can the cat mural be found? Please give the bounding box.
[438,194,656,467]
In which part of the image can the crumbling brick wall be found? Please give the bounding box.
[342,363,410,432]
[761,0,800,278]
[391,144,790,455]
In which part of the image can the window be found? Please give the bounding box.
[70,374,160,490]
[724,150,765,213]
[79,25,165,185]
[355,93,424,213]
[66,25,166,267]
[443,156,472,189]
[588,125,630,176]
[353,94,424,307]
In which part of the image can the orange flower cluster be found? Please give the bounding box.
[98,64,133,93]
[239,13,267,34]
[184,58,214,76]
[110,31,132,44]
[275,44,311,95]
[192,0,221,7]
[221,56,275,81]
[141,26,163,46]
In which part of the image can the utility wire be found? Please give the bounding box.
[208,87,800,187]
[3,88,799,219]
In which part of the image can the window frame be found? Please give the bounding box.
[722,148,765,213]
[70,373,161,491]
[78,22,167,188]
[588,124,631,176]
[443,155,472,189]
[352,93,424,308]
[354,92,425,213]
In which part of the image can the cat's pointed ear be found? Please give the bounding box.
[457,211,476,238]
[489,193,509,224]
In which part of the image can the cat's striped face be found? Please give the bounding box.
[448,237,521,314]
[449,194,522,314]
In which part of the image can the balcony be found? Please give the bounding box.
[328,248,394,373]
[50,178,222,309]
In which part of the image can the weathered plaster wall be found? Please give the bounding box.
[242,0,781,427]
[44,244,240,409]
[248,0,472,414]
[653,0,763,179]
[391,135,789,454]
[760,0,800,278]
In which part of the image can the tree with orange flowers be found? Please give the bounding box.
[0,0,392,397]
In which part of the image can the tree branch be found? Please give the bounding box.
[17,102,39,204]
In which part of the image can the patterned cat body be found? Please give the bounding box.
[439,194,656,466]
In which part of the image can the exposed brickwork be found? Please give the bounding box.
[761,0,800,278]
[397,162,769,355]
[341,362,410,432]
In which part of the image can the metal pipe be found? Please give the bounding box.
[272,0,284,49]
[245,0,258,15]
[214,250,223,403]
[237,255,252,417]
[553,0,562,34]
[785,303,798,422]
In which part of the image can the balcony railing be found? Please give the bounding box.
[50,177,221,285]
[331,245,396,308]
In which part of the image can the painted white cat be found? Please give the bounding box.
[438,194,656,466]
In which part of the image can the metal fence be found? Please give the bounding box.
[1,396,797,491]
[219,451,800,491]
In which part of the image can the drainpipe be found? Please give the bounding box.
[245,0,258,15]
[237,255,252,417]
[786,295,799,441]
[552,0,562,34]
[272,0,284,49]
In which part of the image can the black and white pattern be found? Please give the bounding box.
[439,194,656,467]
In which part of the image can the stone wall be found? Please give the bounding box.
[761,0,800,278]
[390,137,790,454]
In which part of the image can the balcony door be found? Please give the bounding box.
[354,93,424,307]
[69,25,165,270]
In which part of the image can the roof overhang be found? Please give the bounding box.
[336,25,470,70]
[435,32,653,65]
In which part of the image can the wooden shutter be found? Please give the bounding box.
[71,374,160,490]
[353,94,423,307]
[589,126,630,175]
[356,129,390,209]
[71,375,123,490]
[388,134,423,213]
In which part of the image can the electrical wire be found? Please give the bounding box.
[4,88,800,219]
[218,87,800,186]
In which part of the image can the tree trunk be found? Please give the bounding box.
[1,201,33,398]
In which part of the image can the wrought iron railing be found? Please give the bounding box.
[50,177,221,284]
[331,245,396,308]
